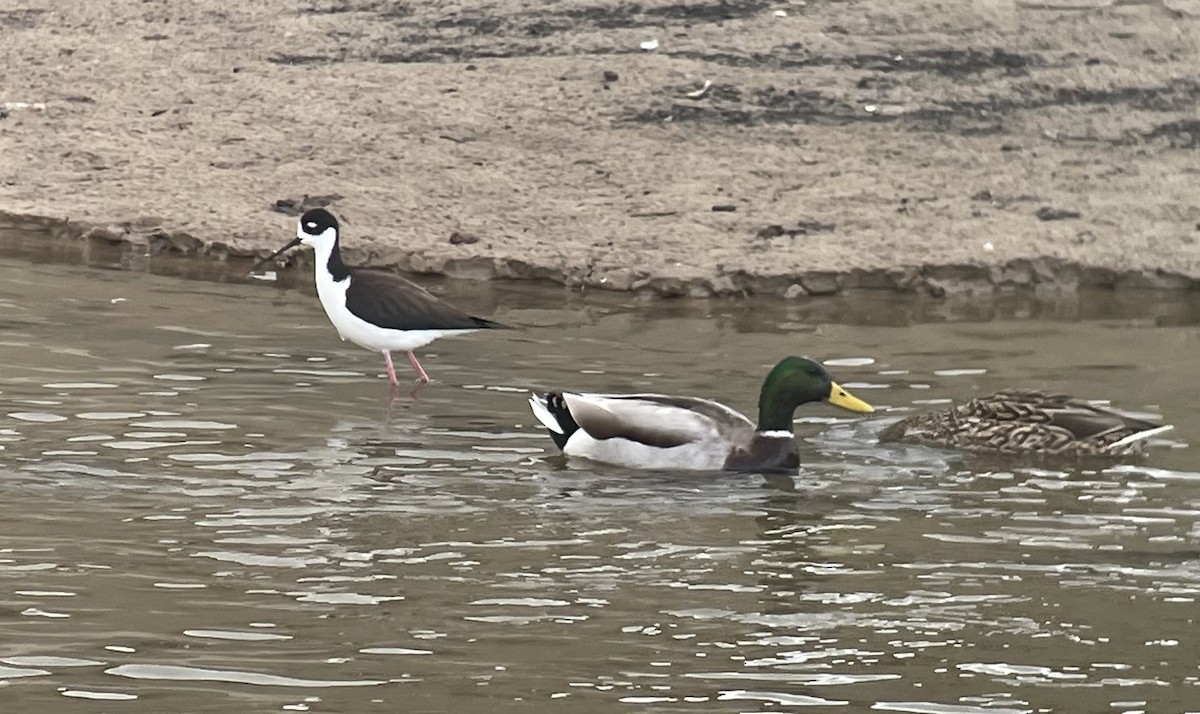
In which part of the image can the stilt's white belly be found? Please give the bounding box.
[314,272,472,353]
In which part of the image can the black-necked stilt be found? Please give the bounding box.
[254,208,509,385]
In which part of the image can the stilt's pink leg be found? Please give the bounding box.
[383,351,399,386]
[407,351,430,383]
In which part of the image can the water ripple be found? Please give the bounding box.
[105,664,386,687]
[1,256,1198,712]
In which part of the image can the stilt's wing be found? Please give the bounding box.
[345,269,506,331]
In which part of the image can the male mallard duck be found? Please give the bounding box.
[527,356,875,472]
[878,389,1173,456]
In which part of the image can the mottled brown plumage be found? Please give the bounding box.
[878,390,1172,456]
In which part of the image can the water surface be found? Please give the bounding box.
[0,234,1197,713]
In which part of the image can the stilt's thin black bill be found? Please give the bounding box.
[251,237,303,271]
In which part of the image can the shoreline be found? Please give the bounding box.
[4,208,1195,299]
[2,1,1198,298]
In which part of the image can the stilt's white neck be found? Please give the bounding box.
[300,226,343,283]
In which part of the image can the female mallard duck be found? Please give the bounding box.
[878,389,1173,456]
[527,356,875,472]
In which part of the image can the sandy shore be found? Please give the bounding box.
[1,0,1198,297]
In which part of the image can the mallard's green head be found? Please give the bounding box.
[757,356,875,432]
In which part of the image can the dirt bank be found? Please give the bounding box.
[1,0,1199,297]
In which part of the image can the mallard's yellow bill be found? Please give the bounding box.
[827,382,875,414]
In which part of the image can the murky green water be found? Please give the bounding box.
[0,230,1198,713]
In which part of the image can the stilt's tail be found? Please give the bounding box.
[470,316,513,329]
